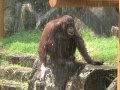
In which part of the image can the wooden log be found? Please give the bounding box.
[49,0,118,7]
[0,0,4,39]
[118,1,120,90]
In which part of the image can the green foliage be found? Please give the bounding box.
[0,29,118,66]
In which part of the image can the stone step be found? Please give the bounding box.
[7,55,36,67]
[0,66,32,82]
[0,79,28,90]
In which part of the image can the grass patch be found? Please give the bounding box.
[0,29,118,66]
[0,30,42,56]
[75,29,118,66]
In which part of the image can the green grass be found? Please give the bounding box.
[75,29,118,66]
[0,29,118,66]
[0,30,42,56]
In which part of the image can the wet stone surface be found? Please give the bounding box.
[79,65,117,90]
[0,67,32,82]
[0,80,27,90]
[35,64,116,90]
[107,78,117,90]
[32,61,85,90]
[8,55,35,67]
